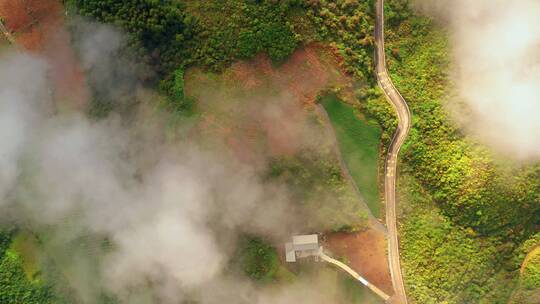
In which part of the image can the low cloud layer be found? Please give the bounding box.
[416,0,540,160]
[0,23,351,303]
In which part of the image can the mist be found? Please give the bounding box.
[0,21,352,304]
[415,0,540,160]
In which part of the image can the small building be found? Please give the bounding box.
[285,234,321,263]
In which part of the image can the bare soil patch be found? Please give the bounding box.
[0,1,34,33]
[0,0,89,107]
[16,25,45,51]
[324,230,393,295]
[186,45,353,161]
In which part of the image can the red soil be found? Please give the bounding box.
[229,45,349,106]
[185,44,354,162]
[15,25,44,50]
[279,46,329,104]
[0,0,89,107]
[0,1,33,33]
[324,230,394,295]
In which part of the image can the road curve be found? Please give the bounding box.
[375,0,412,303]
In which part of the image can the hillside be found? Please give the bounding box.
[0,1,537,303]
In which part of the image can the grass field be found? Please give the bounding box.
[321,94,382,217]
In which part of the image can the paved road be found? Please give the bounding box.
[375,0,411,303]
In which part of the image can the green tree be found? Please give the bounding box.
[237,237,279,282]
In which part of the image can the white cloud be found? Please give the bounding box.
[416,0,540,160]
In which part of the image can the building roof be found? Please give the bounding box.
[293,234,318,245]
[285,235,321,263]
[292,234,318,251]
[285,242,296,262]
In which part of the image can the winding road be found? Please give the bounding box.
[375,0,412,303]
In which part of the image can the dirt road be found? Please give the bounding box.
[320,251,391,302]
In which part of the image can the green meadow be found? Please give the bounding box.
[321,94,382,217]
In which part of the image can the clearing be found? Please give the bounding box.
[321,94,382,217]
[185,45,391,293]
[324,230,393,296]
[184,47,371,232]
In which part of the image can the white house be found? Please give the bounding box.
[285,234,321,263]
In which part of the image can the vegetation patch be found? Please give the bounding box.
[378,2,540,302]
[0,231,54,304]
[521,248,540,290]
[268,149,368,232]
[234,236,296,285]
[67,0,198,75]
[10,232,41,282]
[302,0,376,83]
[321,94,382,217]
[384,0,540,238]
[0,230,12,260]
[184,0,299,67]
[397,174,513,303]
[237,236,280,282]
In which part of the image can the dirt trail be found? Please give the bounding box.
[324,230,393,295]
